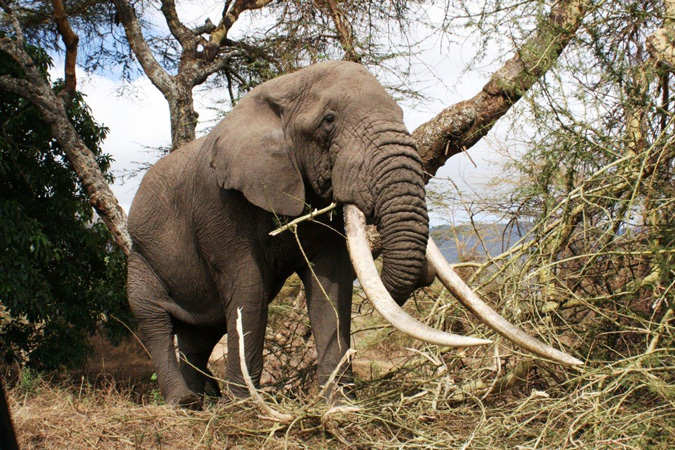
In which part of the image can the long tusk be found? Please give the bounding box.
[344,204,491,348]
[426,238,583,366]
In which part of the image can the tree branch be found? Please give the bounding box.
[647,0,675,71]
[0,35,131,254]
[111,0,175,96]
[196,48,242,83]
[205,0,275,60]
[413,0,588,179]
[159,0,195,50]
[50,0,79,103]
[0,0,25,45]
[323,0,360,62]
[193,18,216,36]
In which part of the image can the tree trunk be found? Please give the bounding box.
[168,85,199,151]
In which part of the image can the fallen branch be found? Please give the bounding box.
[236,308,294,422]
[269,203,337,236]
[311,348,357,408]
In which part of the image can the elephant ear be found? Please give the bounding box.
[207,82,306,217]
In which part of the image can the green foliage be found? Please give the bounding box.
[0,42,131,370]
[459,0,675,363]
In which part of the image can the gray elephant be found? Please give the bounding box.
[128,61,581,408]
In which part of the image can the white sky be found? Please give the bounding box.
[52,3,509,226]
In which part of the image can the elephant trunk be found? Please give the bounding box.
[369,144,429,304]
[342,129,491,348]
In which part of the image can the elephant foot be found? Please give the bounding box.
[204,376,222,398]
[166,388,203,410]
[222,380,254,401]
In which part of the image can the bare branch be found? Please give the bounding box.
[193,18,216,36]
[413,0,588,179]
[111,0,175,96]
[159,0,195,49]
[269,203,337,236]
[236,308,294,422]
[50,0,79,103]
[205,0,275,60]
[323,0,360,62]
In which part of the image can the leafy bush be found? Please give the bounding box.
[0,41,131,370]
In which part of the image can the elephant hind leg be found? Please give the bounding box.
[176,323,224,399]
[128,251,200,409]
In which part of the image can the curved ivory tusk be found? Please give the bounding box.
[426,238,584,366]
[344,205,492,348]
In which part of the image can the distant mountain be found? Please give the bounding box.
[430,222,533,263]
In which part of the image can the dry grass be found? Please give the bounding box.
[7,354,674,449]
[6,287,674,449]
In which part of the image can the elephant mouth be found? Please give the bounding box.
[344,204,583,367]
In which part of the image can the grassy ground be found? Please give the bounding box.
[5,282,675,448]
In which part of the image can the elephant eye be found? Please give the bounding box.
[323,114,335,124]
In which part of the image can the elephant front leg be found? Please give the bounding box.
[301,244,354,403]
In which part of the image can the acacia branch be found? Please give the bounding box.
[112,0,175,96]
[50,0,79,103]
[159,0,195,50]
[324,0,359,62]
[196,48,242,84]
[413,0,588,179]
[205,0,275,59]
[647,0,675,71]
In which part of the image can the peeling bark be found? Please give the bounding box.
[168,81,199,150]
[647,0,675,71]
[413,0,588,180]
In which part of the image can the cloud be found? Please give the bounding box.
[70,71,170,213]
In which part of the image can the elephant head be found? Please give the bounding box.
[206,61,582,366]
[207,61,428,301]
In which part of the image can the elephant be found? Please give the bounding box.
[127,61,581,409]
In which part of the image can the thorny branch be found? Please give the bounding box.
[413,0,588,180]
